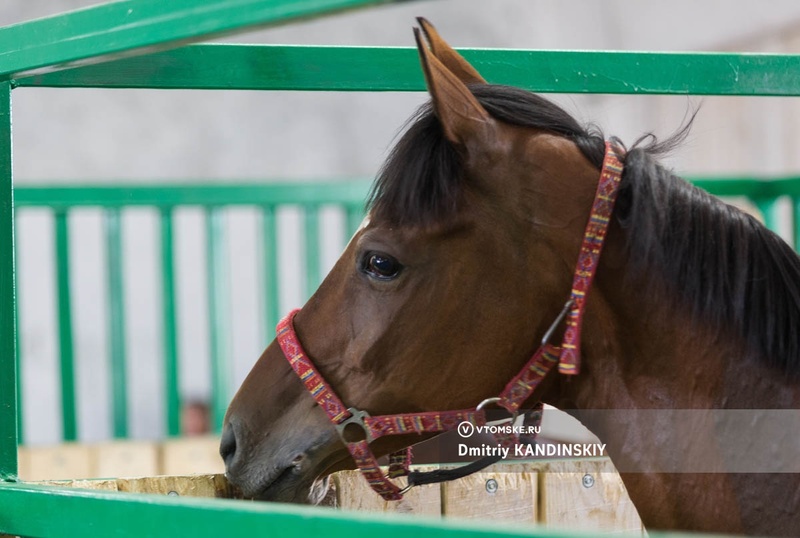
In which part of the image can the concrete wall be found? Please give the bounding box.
[7,0,800,444]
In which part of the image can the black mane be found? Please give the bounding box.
[617,149,800,377]
[368,84,800,377]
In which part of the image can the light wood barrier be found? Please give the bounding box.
[24,443,644,535]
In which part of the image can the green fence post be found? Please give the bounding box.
[303,205,320,299]
[54,210,77,442]
[753,196,779,235]
[160,208,180,437]
[792,197,800,252]
[206,207,229,433]
[13,210,21,445]
[0,82,16,480]
[262,205,280,341]
[346,203,364,242]
[105,209,128,438]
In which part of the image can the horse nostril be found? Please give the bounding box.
[220,422,237,467]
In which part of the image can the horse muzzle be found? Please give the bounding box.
[220,341,344,503]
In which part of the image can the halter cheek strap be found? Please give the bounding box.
[276,141,625,500]
[559,141,625,374]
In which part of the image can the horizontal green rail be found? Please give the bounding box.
[14,44,800,95]
[12,177,800,206]
[0,482,579,538]
[14,181,372,209]
[0,0,396,80]
[691,177,800,197]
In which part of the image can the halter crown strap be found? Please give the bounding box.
[558,141,625,375]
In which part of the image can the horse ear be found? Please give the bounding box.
[414,26,495,148]
[416,18,486,85]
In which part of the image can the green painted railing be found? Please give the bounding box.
[2,0,800,536]
[14,182,370,441]
[12,177,797,445]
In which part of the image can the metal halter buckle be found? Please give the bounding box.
[335,407,374,443]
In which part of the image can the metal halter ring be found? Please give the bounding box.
[475,397,519,426]
[398,483,414,495]
[335,407,373,443]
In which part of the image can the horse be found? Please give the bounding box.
[220,19,800,536]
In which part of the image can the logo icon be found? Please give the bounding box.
[457,421,475,438]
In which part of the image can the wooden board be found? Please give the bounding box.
[37,474,236,499]
[18,444,93,481]
[21,443,644,536]
[537,459,643,535]
[442,469,537,523]
[331,469,440,516]
[93,441,160,478]
[116,474,233,498]
[161,436,225,476]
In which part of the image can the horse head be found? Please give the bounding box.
[220,18,611,503]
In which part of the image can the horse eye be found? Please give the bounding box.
[362,252,402,280]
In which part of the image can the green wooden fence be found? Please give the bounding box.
[10,176,800,447]
[14,182,370,441]
[2,0,800,536]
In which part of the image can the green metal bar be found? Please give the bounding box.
[15,44,800,96]
[0,0,395,80]
[0,82,16,481]
[753,197,780,233]
[54,210,77,442]
[12,178,800,211]
[304,205,320,299]
[346,203,365,241]
[0,482,594,538]
[14,181,372,209]
[262,205,280,341]
[690,178,771,198]
[13,221,21,446]
[206,207,229,434]
[105,209,128,439]
[160,208,180,437]
[793,197,800,252]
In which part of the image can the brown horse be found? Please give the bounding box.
[221,19,800,536]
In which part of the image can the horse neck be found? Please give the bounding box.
[550,224,800,534]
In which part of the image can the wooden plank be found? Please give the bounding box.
[36,478,120,492]
[33,474,235,499]
[116,474,234,498]
[442,469,537,523]
[16,445,30,481]
[18,444,93,481]
[160,436,225,476]
[538,459,643,535]
[331,469,440,516]
[92,441,160,478]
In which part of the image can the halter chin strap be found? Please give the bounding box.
[276,141,625,500]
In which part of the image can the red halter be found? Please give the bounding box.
[276,142,625,500]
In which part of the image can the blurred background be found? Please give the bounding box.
[5,0,800,446]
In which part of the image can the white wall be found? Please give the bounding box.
[8,0,800,444]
